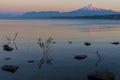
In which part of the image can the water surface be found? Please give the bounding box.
[0,19,120,80]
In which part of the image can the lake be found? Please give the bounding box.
[0,19,120,80]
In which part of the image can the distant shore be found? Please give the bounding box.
[51,14,120,20]
[0,14,120,20]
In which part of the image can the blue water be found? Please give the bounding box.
[0,19,119,80]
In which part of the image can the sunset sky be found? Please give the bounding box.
[0,0,120,14]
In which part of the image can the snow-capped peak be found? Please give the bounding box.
[81,3,104,10]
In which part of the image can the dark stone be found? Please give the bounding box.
[111,42,120,45]
[4,57,11,60]
[68,41,72,44]
[84,42,91,46]
[3,45,9,48]
[87,70,115,80]
[74,55,87,60]
[3,46,14,51]
[52,42,56,44]
[1,65,19,73]
[26,60,34,63]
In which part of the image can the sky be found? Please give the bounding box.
[0,0,120,14]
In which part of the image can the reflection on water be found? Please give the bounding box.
[95,50,104,68]
[0,20,119,80]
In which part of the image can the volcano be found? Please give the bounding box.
[61,3,120,16]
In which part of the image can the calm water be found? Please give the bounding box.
[0,19,120,80]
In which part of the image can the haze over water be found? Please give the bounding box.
[0,19,119,80]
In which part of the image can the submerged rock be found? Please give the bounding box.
[84,42,91,46]
[3,45,14,51]
[1,65,19,73]
[74,55,87,60]
[4,57,11,60]
[26,60,35,63]
[87,70,115,80]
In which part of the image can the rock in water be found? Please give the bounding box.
[68,41,72,44]
[74,55,87,60]
[84,42,91,46]
[1,65,19,73]
[87,70,115,80]
[26,60,35,63]
[4,57,11,60]
[3,45,14,51]
[52,42,56,44]
[111,42,120,45]
[3,46,14,51]
[3,45,9,48]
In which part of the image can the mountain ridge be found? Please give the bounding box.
[0,3,120,19]
[22,3,120,18]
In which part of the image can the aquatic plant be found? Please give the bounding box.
[13,32,19,42]
[6,32,19,44]
[3,32,19,51]
[37,37,54,69]
[38,37,53,53]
